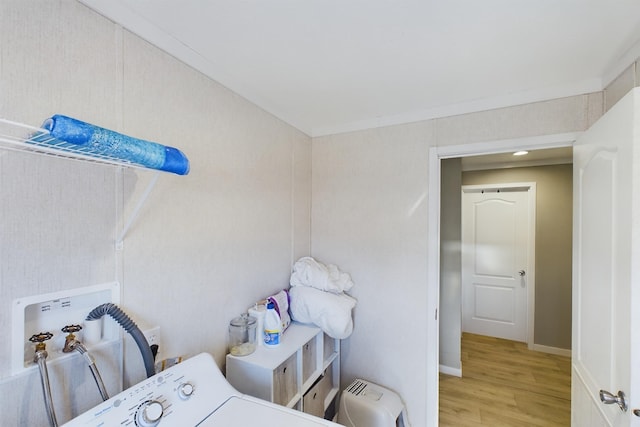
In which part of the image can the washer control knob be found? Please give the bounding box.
[135,400,164,427]
[178,382,195,400]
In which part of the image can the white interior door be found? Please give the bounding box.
[461,184,533,343]
[572,88,640,426]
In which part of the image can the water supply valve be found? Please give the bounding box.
[29,332,53,356]
[61,324,83,353]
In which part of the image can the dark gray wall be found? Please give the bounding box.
[440,158,462,369]
[462,164,573,350]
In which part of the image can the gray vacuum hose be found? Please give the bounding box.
[86,303,155,378]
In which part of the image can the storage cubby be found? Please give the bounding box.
[226,322,340,421]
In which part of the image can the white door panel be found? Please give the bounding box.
[573,87,640,426]
[462,186,533,342]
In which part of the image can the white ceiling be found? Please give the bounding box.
[79,0,640,137]
[460,146,573,171]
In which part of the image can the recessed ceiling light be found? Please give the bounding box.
[513,151,529,156]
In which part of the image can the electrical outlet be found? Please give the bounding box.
[143,326,161,349]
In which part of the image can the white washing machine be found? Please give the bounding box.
[62,352,340,426]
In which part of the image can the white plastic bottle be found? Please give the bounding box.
[263,301,281,347]
[248,303,266,347]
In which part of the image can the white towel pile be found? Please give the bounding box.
[289,257,357,339]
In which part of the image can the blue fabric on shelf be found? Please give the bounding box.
[41,115,190,175]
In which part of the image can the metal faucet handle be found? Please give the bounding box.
[61,324,83,334]
[61,324,84,353]
[29,332,53,343]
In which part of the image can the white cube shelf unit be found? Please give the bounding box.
[226,322,340,421]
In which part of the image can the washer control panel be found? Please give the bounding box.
[62,353,238,426]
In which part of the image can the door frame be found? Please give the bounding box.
[426,132,581,427]
[461,182,536,347]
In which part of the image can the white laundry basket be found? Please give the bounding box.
[337,379,409,427]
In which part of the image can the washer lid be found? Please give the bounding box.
[199,397,336,426]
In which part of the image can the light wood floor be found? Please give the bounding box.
[439,333,571,426]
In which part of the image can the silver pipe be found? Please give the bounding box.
[68,340,109,401]
[34,350,59,427]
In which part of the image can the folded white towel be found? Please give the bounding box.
[290,257,354,294]
[289,286,357,339]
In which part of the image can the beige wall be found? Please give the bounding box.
[462,164,574,350]
[2,1,631,426]
[605,61,640,111]
[312,96,597,426]
[0,1,310,425]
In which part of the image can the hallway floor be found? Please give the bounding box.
[439,333,571,426]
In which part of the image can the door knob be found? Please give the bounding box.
[599,389,627,412]
[518,270,526,277]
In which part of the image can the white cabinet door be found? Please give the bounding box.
[572,88,640,426]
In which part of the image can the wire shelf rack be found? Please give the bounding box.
[0,117,164,247]
[0,117,148,170]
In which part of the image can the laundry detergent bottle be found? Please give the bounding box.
[263,301,281,347]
